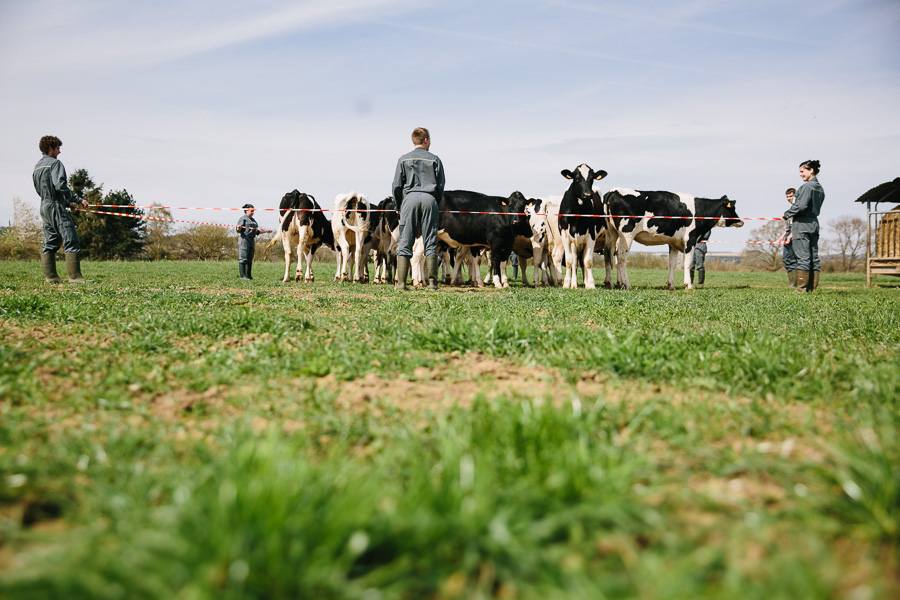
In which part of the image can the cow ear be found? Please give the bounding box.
[594,170,608,181]
[561,169,574,179]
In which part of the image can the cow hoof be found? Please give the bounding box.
[604,282,613,289]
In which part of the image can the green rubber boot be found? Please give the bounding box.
[41,252,63,283]
[395,256,410,291]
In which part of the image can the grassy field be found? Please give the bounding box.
[1,260,898,599]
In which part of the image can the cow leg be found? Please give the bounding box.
[304,250,315,282]
[615,236,633,290]
[333,248,344,282]
[520,256,533,288]
[602,240,614,289]
[282,241,292,283]
[337,237,352,282]
[666,246,679,290]
[472,253,484,287]
[683,246,695,290]
[533,243,546,287]
[353,233,367,283]
[491,252,504,288]
[583,237,597,289]
[563,239,577,289]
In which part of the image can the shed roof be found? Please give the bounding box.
[855,177,900,204]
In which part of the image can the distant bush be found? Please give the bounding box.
[0,197,42,260]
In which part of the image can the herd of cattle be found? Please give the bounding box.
[264,163,744,290]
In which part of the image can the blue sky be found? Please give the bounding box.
[2,0,898,248]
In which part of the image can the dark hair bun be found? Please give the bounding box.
[242,203,254,209]
[800,159,821,175]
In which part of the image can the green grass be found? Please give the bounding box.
[0,261,898,599]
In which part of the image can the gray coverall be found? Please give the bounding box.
[691,229,711,271]
[33,154,81,254]
[781,221,799,272]
[392,147,445,258]
[236,214,260,264]
[783,177,825,272]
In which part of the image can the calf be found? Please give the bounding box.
[437,190,533,288]
[265,190,334,283]
[556,165,614,289]
[332,192,375,283]
[604,188,744,290]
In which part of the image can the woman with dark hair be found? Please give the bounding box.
[783,160,825,292]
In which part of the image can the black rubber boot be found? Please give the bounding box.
[697,270,705,288]
[65,253,92,283]
[395,256,410,291]
[41,252,63,283]
[426,256,439,291]
[247,262,253,280]
[690,268,695,284]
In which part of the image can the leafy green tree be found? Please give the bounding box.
[69,169,146,260]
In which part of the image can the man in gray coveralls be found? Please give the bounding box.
[33,136,90,283]
[391,127,445,291]
[236,203,260,280]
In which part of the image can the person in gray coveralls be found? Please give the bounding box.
[783,160,825,292]
[33,136,90,283]
[236,204,260,280]
[391,127,445,291]
[689,229,711,288]
[776,188,800,288]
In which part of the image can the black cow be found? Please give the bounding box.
[372,197,400,284]
[557,164,613,289]
[604,188,744,290]
[265,190,334,282]
[437,190,533,288]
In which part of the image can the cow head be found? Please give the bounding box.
[716,195,744,228]
[525,197,546,241]
[561,164,608,206]
[505,191,531,233]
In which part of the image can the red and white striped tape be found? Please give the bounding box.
[88,204,784,221]
[75,208,273,232]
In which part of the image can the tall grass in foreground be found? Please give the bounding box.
[1,397,862,600]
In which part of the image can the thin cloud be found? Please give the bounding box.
[373,18,711,74]
[1,0,423,72]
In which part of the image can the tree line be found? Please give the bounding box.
[2,168,867,270]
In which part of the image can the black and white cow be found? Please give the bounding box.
[332,192,376,283]
[557,164,614,289]
[265,189,334,283]
[437,190,533,288]
[604,188,744,290]
[372,197,400,284]
[509,198,558,287]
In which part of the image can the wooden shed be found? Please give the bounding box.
[856,177,900,285]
